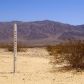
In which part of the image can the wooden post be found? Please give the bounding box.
[13,23,17,73]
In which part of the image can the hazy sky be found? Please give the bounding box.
[0,0,84,25]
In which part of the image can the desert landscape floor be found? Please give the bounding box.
[0,48,84,84]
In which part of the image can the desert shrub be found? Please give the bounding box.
[7,46,27,52]
[47,41,84,70]
[6,42,27,52]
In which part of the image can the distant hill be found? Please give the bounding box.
[0,20,84,47]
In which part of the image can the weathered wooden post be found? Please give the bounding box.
[13,23,17,73]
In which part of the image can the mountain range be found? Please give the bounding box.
[0,20,84,47]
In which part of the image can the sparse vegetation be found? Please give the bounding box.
[6,43,27,52]
[7,47,27,52]
[47,40,84,70]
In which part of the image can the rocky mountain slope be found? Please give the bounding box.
[0,20,84,47]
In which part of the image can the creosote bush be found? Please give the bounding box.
[7,46,27,52]
[7,47,21,52]
[47,41,84,70]
[6,42,27,52]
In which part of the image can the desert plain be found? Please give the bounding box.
[0,48,84,84]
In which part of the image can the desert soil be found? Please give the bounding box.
[0,48,84,84]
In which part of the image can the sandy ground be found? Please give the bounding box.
[0,48,84,84]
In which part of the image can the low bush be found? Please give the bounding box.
[7,47,27,52]
[47,41,84,70]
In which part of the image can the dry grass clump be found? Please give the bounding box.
[47,40,84,70]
